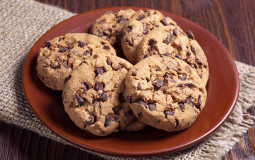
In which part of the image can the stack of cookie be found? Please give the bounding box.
[36,9,209,136]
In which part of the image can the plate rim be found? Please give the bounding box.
[22,6,240,157]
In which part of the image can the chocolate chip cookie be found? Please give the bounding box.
[124,55,207,132]
[62,54,136,136]
[136,26,209,86]
[90,9,135,46]
[120,9,177,64]
[37,33,116,90]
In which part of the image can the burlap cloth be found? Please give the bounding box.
[1,0,255,159]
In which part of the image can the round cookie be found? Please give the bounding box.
[124,55,207,132]
[120,9,177,64]
[89,9,135,46]
[62,54,136,136]
[136,26,209,87]
[37,33,116,90]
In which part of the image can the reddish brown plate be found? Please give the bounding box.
[22,7,239,157]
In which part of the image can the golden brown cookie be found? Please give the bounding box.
[37,33,116,90]
[124,55,207,132]
[120,9,177,64]
[62,54,135,136]
[136,26,209,86]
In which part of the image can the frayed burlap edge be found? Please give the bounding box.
[0,0,255,159]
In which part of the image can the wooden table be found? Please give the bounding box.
[1,0,255,159]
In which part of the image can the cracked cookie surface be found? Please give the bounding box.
[37,33,116,90]
[136,26,209,87]
[90,9,136,46]
[120,9,177,64]
[62,54,135,136]
[124,55,207,132]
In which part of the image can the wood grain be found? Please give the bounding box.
[1,0,254,159]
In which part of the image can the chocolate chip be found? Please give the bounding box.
[95,67,105,76]
[147,46,158,52]
[64,75,71,84]
[134,98,147,108]
[163,33,173,44]
[126,26,132,33]
[152,79,164,90]
[164,110,174,117]
[113,106,122,115]
[67,44,74,50]
[106,59,112,66]
[103,45,110,50]
[173,28,179,36]
[138,113,143,119]
[97,32,103,37]
[119,93,127,103]
[175,54,182,60]
[124,110,133,116]
[75,94,85,106]
[178,102,185,109]
[59,47,68,53]
[84,115,95,125]
[191,46,196,53]
[117,31,124,39]
[137,83,141,90]
[112,64,123,71]
[178,74,187,81]
[185,96,193,103]
[143,24,149,34]
[148,103,156,111]
[132,72,136,76]
[177,84,183,87]
[125,38,133,46]
[59,37,65,42]
[63,60,69,68]
[82,83,88,93]
[118,16,127,23]
[187,51,192,56]
[85,49,92,55]
[94,82,105,91]
[160,18,168,26]
[186,30,194,39]
[136,14,146,21]
[98,92,107,102]
[144,54,149,58]
[149,39,157,46]
[77,41,85,48]
[187,83,195,88]
[146,77,150,82]
[104,115,115,127]
[195,95,201,109]
[44,41,51,48]
[162,52,170,57]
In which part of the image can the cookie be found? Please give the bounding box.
[136,26,209,87]
[37,33,116,90]
[62,54,136,136]
[90,9,135,46]
[124,55,207,132]
[120,9,177,64]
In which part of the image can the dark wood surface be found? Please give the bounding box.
[1,0,255,159]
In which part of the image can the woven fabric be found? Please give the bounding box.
[0,0,255,159]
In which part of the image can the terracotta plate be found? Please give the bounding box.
[22,7,239,157]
